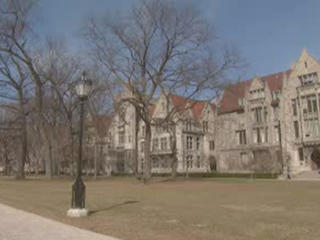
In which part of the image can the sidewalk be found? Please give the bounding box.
[0,203,120,240]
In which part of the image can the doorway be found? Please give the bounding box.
[311,149,320,170]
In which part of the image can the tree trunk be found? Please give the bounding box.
[4,143,9,176]
[170,124,178,178]
[16,120,27,179]
[45,141,53,178]
[134,107,140,177]
[69,126,75,177]
[35,82,53,178]
[143,123,152,182]
[99,144,103,176]
[94,145,98,179]
[16,90,27,179]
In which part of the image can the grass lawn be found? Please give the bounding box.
[0,177,320,240]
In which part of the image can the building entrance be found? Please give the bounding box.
[311,149,320,170]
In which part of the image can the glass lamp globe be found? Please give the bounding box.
[76,71,93,98]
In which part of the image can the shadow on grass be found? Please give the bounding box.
[89,200,139,215]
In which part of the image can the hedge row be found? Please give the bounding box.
[111,172,279,179]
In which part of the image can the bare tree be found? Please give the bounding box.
[0,0,58,177]
[38,39,84,176]
[84,0,240,181]
[0,52,31,179]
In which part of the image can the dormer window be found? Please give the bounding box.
[185,119,192,131]
[272,91,280,100]
[238,98,244,107]
[250,88,265,99]
[299,72,318,86]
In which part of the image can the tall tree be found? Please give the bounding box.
[0,0,54,177]
[84,0,240,181]
[0,53,31,179]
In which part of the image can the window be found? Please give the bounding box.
[252,107,263,123]
[298,148,304,162]
[264,107,268,122]
[251,88,265,99]
[209,140,215,150]
[294,121,299,139]
[301,95,319,114]
[238,98,244,107]
[236,130,246,145]
[118,128,125,144]
[152,158,159,168]
[253,127,268,143]
[161,158,169,168]
[141,158,144,171]
[169,136,173,149]
[299,72,318,86]
[153,138,159,151]
[196,156,201,168]
[185,119,192,131]
[160,137,167,150]
[273,106,279,121]
[302,97,307,114]
[272,91,280,100]
[186,155,193,169]
[140,141,145,153]
[203,121,208,133]
[274,126,280,142]
[142,126,146,137]
[128,135,132,143]
[304,118,320,137]
[257,128,261,143]
[186,136,193,150]
[253,128,262,143]
[292,99,298,116]
[196,137,200,150]
[119,108,126,122]
[265,127,268,143]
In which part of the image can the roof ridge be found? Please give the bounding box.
[219,70,289,114]
[229,70,290,87]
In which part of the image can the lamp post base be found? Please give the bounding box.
[67,208,88,217]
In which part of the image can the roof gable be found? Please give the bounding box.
[219,71,289,114]
[169,94,206,121]
[249,76,264,92]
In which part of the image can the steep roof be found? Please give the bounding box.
[87,115,113,137]
[219,71,290,114]
[169,94,209,120]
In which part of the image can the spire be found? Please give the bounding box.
[302,46,308,54]
[300,46,310,58]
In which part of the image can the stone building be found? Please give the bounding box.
[216,48,320,175]
[108,91,216,174]
[85,114,113,176]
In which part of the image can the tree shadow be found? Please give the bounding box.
[89,200,139,215]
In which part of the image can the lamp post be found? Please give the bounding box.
[67,71,92,217]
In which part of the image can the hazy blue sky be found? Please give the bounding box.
[35,0,320,79]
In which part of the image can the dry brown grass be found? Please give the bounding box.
[0,177,319,240]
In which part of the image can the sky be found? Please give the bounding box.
[35,0,320,80]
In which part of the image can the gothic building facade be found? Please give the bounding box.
[108,91,216,174]
[216,48,320,175]
[107,48,320,176]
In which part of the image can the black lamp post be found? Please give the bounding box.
[67,71,92,217]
